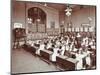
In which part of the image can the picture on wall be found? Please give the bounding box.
[51,21,55,29]
[11,0,96,74]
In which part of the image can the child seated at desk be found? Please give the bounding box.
[36,42,45,55]
[51,45,59,62]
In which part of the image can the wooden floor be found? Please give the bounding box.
[11,48,60,74]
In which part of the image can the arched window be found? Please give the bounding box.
[28,7,46,32]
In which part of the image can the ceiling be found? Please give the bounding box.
[13,1,91,12]
[37,2,90,12]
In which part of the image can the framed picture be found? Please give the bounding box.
[11,0,96,74]
[14,23,23,28]
[81,23,90,27]
[50,21,55,29]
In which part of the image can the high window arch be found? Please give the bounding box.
[28,7,46,32]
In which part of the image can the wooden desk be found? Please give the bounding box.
[56,55,78,70]
[40,50,53,60]
[22,44,36,54]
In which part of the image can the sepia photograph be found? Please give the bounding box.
[11,0,96,74]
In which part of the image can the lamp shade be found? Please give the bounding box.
[27,18,32,24]
[65,6,72,17]
[66,11,71,16]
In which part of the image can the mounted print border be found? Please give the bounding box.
[11,0,96,74]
